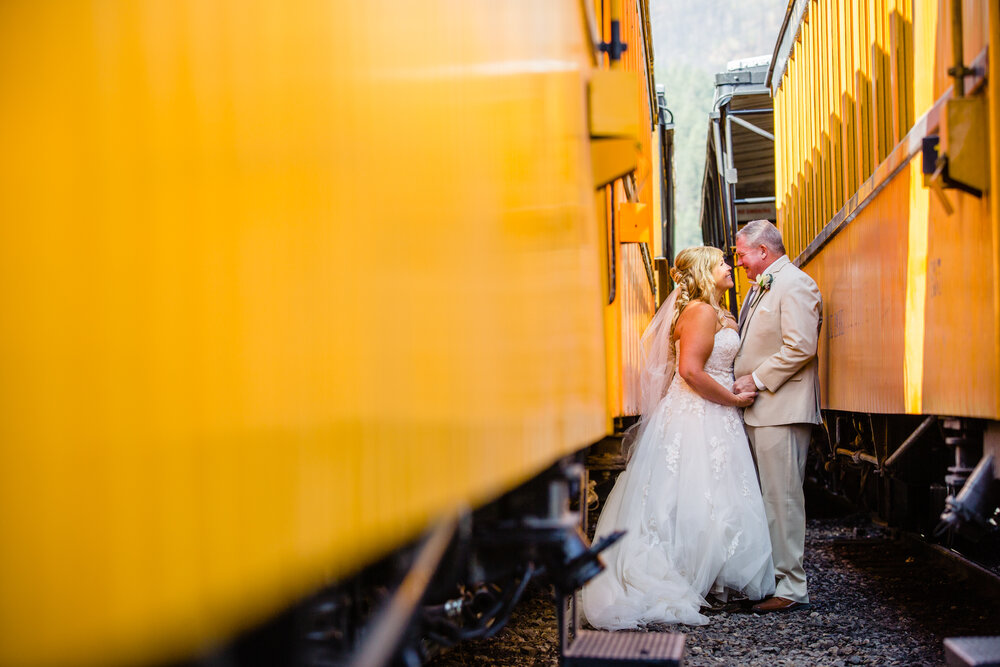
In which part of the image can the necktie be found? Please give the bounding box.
[738,286,756,332]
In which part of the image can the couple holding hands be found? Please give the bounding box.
[583,220,824,628]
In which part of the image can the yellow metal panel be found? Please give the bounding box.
[811,9,822,241]
[932,0,951,98]
[777,0,999,419]
[650,124,663,259]
[870,0,884,164]
[618,202,652,243]
[774,85,785,236]
[842,0,859,198]
[990,0,1000,419]
[921,182,999,418]
[926,0,990,103]
[594,0,657,424]
[797,46,807,255]
[0,1,612,666]
[597,188,619,430]
[877,0,888,161]
[913,0,939,117]
[798,136,997,420]
[817,0,828,236]
[775,0,927,255]
[776,57,787,242]
[781,39,791,244]
[943,96,990,193]
[590,70,640,137]
[903,0,939,414]
[827,0,843,216]
[853,0,869,183]
[807,8,818,244]
[904,158,931,415]
[591,138,640,187]
[796,14,809,249]
[804,14,817,241]
[804,171,911,414]
[862,0,877,179]
[823,0,834,228]
[918,2,998,417]
[619,244,656,415]
[894,0,915,138]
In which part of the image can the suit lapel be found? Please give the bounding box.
[739,288,766,343]
[738,286,756,331]
[738,256,791,345]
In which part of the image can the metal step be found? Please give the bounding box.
[563,629,685,666]
[945,637,1000,667]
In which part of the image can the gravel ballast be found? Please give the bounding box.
[427,514,999,666]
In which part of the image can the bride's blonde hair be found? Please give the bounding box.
[669,246,725,337]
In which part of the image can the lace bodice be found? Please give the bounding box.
[662,327,743,431]
[674,327,739,386]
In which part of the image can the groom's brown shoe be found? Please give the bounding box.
[751,596,809,614]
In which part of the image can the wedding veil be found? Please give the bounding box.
[622,287,680,462]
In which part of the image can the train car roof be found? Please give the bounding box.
[766,0,809,94]
[699,60,775,249]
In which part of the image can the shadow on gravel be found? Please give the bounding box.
[428,513,1000,667]
[827,526,1000,662]
[426,578,560,666]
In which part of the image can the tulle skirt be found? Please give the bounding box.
[582,378,775,628]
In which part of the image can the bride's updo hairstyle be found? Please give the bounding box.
[669,246,725,337]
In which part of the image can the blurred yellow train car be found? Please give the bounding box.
[0,1,670,666]
[753,0,999,545]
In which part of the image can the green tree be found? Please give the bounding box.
[650,0,786,257]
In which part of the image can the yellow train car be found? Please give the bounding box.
[593,0,669,428]
[0,1,669,665]
[765,0,999,540]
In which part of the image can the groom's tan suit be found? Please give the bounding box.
[734,254,822,603]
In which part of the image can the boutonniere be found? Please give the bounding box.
[745,273,773,314]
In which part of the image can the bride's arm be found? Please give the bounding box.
[675,303,756,408]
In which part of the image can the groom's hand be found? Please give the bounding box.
[733,374,757,394]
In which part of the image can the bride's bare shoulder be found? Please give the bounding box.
[676,301,716,332]
[678,300,714,319]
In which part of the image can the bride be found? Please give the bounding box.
[582,246,775,628]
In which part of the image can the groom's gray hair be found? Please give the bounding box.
[736,219,786,255]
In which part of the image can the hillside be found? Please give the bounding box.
[650,0,788,254]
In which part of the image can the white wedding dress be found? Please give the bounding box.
[582,327,775,628]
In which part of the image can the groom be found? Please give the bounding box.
[732,220,822,613]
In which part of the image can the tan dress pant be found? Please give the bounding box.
[746,423,812,603]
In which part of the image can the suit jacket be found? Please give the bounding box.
[734,255,823,427]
